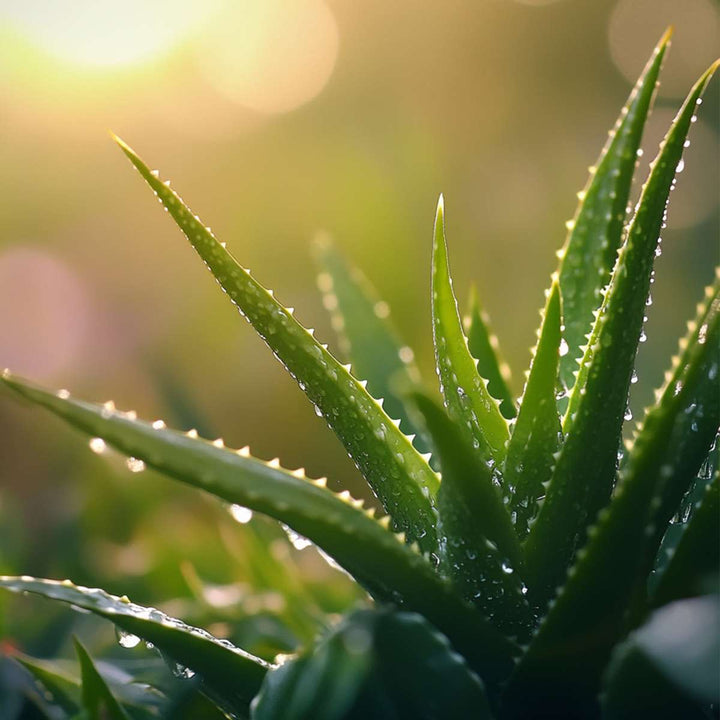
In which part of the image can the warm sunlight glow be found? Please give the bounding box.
[198,0,339,114]
[2,0,206,68]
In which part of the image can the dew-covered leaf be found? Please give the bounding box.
[523,61,719,607]
[0,576,270,716]
[0,377,517,683]
[312,237,430,454]
[503,275,720,719]
[74,638,131,720]
[555,29,671,393]
[465,286,515,419]
[409,392,532,640]
[601,595,720,718]
[252,608,493,720]
[432,197,509,464]
[114,137,438,554]
[651,475,719,608]
[503,280,562,538]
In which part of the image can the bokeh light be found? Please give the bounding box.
[0,248,92,379]
[197,0,339,114]
[1,0,209,68]
[609,0,719,98]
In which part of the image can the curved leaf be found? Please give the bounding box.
[253,608,492,720]
[410,392,532,640]
[651,476,719,608]
[74,638,131,720]
[601,595,719,717]
[432,196,509,464]
[556,28,671,392]
[114,136,438,554]
[312,237,431,456]
[0,576,270,715]
[465,286,515,419]
[524,61,719,606]
[503,275,720,719]
[503,280,562,538]
[0,375,518,683]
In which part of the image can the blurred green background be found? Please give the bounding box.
[0,0,718,683]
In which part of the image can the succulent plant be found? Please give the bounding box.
[1,30,718,719]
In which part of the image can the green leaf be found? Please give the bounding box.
[409,392,532,640]
[523,61,719,606]
[0,378,518,683]
[502,274,720,719]
[0,576,270,715]
[432,196,509,464]
[114,137,438,554]
[15,654,81,716]
[312,236,431,456]
[503,280,562,538]
[601,595,720,717]
[253,608,493,720]
[465,286,515,419]
[74,638,131,720]
[556,28,671,393]
[651,476,719,608]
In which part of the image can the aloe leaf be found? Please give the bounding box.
[15,655,81,716]
[601,595,720,717]
[556,28,671,393]
[432,196,509,464]
[502,277,720,719]
[312,237,430,455]
[465,286,516,419]
[253,608,492,720]
[73,638,131,720]
[113,138,438,553]
[523,62,719,605]
[651,475,719,608]
[409,392,532,640]
[0,576,270,715]
[503,280,562,538]
[0,376,518,683]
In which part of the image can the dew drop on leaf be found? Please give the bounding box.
[115,627,141,649]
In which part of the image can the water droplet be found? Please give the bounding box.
[559,338,569,357]
[501,563,514,575]
[631,370,638,384]
[624,408,633,421]
[152,420,166,430]
[116,627,141,648]
[126,457,145,473]
[89,438,106,454]
[675,158,685,174]
[639,330,647,343]
[374,301,390,319]
[229,504,253,524]
[281,524,313,550]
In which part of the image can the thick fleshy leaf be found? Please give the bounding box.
[465,287,515,419]
[0,377,518,683]
[114,137,438,554]
[409,392,532,640]
[556,28,671,392]
[503,276,720,719]
[651,476,719,608]
[0,576,270,715]
[252,608,492,720]
[74,638,131,720]
[601,595,720,717]
[432,196,509,464]
[312,237,431,455]
[503,280,562,538]
[523,62,719,606]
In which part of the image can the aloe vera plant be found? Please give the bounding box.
[1,32,718,719]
